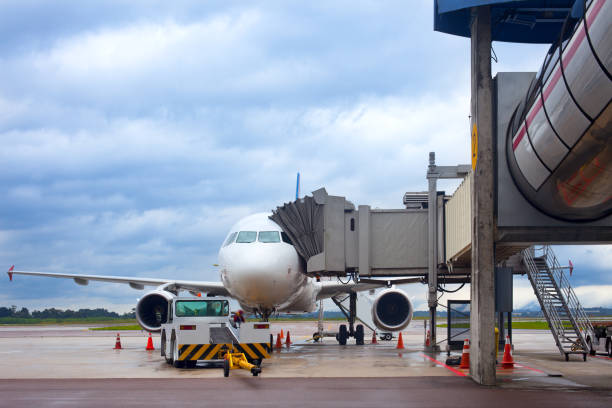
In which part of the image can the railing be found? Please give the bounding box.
[537,246,594,342]
[523,246,593,354]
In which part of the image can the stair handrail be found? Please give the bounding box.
[541,245,594,349]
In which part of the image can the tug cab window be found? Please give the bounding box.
[175,300,229,317]
[236,231,257,243]
[258,231,280,243]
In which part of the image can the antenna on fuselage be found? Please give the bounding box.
[295,172,300,200]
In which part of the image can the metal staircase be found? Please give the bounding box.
[521,245,594,361]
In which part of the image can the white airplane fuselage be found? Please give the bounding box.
[218,213,318,316]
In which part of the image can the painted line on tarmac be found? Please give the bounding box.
[514,363,545,374]
[591,355,612,361]
[421,353,467,377]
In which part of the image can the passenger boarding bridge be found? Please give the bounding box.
[270,0,610,385]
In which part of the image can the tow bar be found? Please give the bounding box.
[223,352,262,377]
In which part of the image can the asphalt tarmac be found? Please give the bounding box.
[0,321,610,407]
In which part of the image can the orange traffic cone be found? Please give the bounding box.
[113,333,122,350]
[371,330,377,344]
[425,330,431,347]
[459,339,470,369]
[285,331,292,347]
[280,329,284,339]
[275,333,282,350]
[146,333,155,350]
[396,332,405,349]
[501,335,515,368]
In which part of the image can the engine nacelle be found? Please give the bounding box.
[135,290,176,332]
[371,288,413,332]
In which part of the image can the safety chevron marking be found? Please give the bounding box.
[178,343,271,361]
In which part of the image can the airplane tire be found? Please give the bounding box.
[355,324,364,345]
[338,324,348,345]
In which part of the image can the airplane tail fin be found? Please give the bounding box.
[295,172,300,200]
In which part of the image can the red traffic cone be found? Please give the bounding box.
[275,333,282,350]
[459,339,470,369]
[280,329,284,339]
[425,330,431,347]
[113,333,122,350]
[501,335,515,368]
[285,331,292,347]
[396,332,405,349]
[146,333,155,350]
[371,330,377,344]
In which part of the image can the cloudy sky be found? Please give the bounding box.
[1,0,610,313]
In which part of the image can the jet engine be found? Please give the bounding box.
[371,288,413,332]
[135,290,175,332]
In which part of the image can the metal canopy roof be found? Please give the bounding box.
[434,0,584,43]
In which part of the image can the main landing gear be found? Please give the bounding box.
[312,292,365,345]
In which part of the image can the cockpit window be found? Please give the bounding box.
[236,231,257,243]
[223,232,238,247]
[281,232,293,245]
[258,231,280,243]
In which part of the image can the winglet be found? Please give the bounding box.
[8,265,14,281]
[569,259,573,276]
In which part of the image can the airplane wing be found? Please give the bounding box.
[6,267,229,296]
[316,277,423,299]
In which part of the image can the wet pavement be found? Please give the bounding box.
[0,377,610,408]
[0,321,610,406]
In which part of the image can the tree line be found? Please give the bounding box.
[0,306,135,319]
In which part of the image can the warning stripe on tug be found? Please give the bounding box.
[178,343,271,361]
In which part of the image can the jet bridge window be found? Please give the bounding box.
[175,300,229,317]
[258,231,280,243]
[236,231,257,243]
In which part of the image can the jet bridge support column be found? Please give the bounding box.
[469,6,496,386]
[426,153,470,352]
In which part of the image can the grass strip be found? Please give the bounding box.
[437,321,551,330]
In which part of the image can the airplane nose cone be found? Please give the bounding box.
[220,244,299,308]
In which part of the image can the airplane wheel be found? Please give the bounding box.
[223,359,230,377]
[355,324,364,345]
[338,324,348,345]
[313,332,322,342]
[384,333,392,341]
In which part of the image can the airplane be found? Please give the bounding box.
[7,176,422,344]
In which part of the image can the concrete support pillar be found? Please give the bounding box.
[427,152,438,349]
[469,6,496,386]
